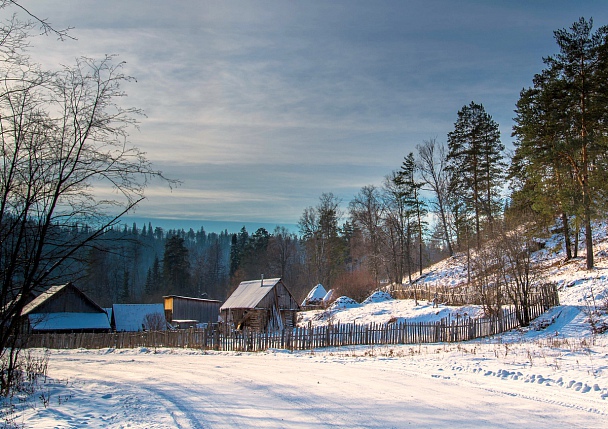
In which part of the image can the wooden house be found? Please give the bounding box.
[21,282,111,333]
[111,303,167,332]
[220,278,299,332]
[163,295,222,327]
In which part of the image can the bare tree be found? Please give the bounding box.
[416,138,454,256]
[470,242,503,317]
[349,185,385,284]
[381,172,410,285]
[498,226,537,327]
[470,222,538,327]
[268,226,297,278]
[298,193,345,288]
[0,8,171,393]
[143,312,166,331]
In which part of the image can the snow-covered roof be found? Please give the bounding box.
[28,312,110,331]
[301,284,327,306]
[322,289,334,303]
[112,304,166,332]
[220,278,282,310]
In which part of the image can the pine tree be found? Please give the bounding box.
[120,268,130,303]
[395,153,428,276]
[229,227,249,276]
[163,235,191,295]
[512,17,608,269]
[447,101,504,249]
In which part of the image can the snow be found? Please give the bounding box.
[10,338,608,428]
[362,290,393,304]
[6,223,608,428]
[300,294,483,326]
[28,312,111,331]
[301,283,327,306]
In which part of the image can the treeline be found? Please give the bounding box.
[77,224,232,307]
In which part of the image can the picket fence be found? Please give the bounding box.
[26,297,554,352]
[390,281,559,308]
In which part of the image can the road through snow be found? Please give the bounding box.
[26,345,606,429]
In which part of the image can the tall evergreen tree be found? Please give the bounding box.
[395,153,428,276]
[229,227,249,276]
[447,101,504,249]
[163,235,191,295]
[512,17,608,269]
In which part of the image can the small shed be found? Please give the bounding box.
[164,295,222,326]
[21,282,110,333]
[111,303,167,332]
[220,278,299,332]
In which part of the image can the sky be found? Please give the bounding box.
[16,1,608,233]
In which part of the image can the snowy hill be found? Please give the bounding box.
[300,222,608,338]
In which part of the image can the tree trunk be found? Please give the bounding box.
[561,212,572,260]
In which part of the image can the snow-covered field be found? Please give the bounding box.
[6,226,608,428]
[8,334,608,429]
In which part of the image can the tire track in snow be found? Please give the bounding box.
[45,349,607,428]
[48,355,219,428]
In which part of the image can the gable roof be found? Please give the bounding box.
[112,303,166,332]
[220,278,282,311]
[21,282,105,316]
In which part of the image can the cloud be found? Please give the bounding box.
[19,0,608,225]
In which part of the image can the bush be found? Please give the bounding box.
[332,270,377,303]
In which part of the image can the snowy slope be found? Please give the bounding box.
[300,222,608,335]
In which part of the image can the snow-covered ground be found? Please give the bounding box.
[5,225,608,428]
[8,335,608,428]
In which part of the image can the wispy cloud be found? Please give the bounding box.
[21,0,608,226]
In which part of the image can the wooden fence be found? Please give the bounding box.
[389,282,559,308]
[26,291,556,352]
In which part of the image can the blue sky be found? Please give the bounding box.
[22,1,608,232]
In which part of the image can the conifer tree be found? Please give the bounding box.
[512,17,608,269]
[447,101,504,249]
[395,153,428,276]
[163,236,191,295]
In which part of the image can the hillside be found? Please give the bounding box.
[300,222,608,338]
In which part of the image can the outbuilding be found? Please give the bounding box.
[220,278,299,332]
[163,295,222,327]
[21,282,111,333]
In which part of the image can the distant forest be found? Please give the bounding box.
[65,185,451,308]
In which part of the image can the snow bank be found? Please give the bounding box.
[362,290,393,304]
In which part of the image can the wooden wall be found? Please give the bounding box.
[36,287,102,314]
[166,297,221,324]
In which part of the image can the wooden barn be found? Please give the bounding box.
[220,278,299,332]
[163,295,222,327]
[21,282,111,333]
